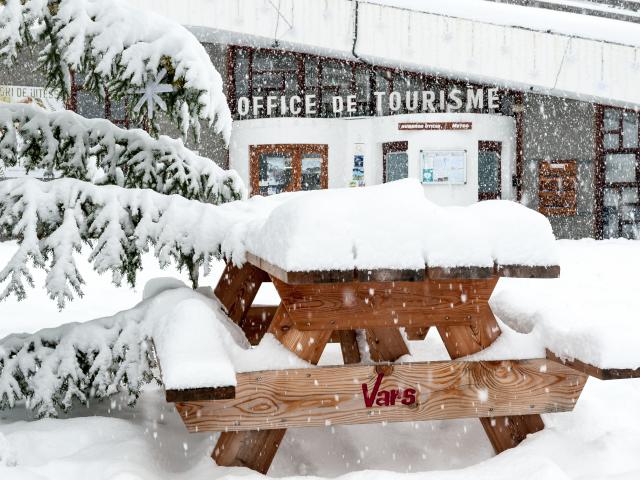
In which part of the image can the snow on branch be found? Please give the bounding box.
[0,177,250,307]
[0,283,308,418]
[0,283,171,418]
[0,0,232,139]
[0,104,246,203]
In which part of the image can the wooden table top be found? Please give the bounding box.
[246,253,560,284]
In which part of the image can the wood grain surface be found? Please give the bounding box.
[212,303,332,473]
[214,262,269,324]
[246,253,560,283]
[365,328,409,362]
[272,277,498,331]
[437,305,549,453]
[175,359,586,432]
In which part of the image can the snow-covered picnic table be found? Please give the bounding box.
[151,181,638,474]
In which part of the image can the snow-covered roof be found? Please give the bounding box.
[130,0,640,109]
[366,0,640,46]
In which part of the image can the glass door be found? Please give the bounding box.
[478,141,502,201]
[250,144,328,196]
[382,141,408,183]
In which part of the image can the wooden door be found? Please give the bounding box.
[250,144,328,196]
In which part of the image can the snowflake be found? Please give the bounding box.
[133,69,174,120]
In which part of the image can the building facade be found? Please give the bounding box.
[2,0,639,240]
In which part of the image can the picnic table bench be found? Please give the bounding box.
[153,181,640,474]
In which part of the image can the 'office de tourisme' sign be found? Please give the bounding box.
[236,87,501,117]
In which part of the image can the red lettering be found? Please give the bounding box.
[361,375,418,408]
[375,390,390,406]
[401,388,417,405]
[389,389,401,406]
[362,373,384,408]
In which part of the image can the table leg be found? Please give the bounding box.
[365,328,409,362]
[437,303,545,453]
[405,326,429,341]
[212,304,332,473]
[337,330,362,364]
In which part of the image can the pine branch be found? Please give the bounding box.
[0,291,161,417]
[0,104,246,203]
[0,177,253,305]
[0,0,232,139]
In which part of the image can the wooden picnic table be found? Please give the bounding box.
[160,254,602,474]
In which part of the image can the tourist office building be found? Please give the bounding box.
[2,0,640,241]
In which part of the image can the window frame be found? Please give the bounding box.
[249,144,328,196]
[67,71,129,127]
[595,105,640,238]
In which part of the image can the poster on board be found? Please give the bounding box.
[350,143,365,187]
[420,150,467,185]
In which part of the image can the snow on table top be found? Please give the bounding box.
[0,177,557,309]
[238,179,558,272]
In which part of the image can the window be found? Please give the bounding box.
[478,141,502,201]
[597,107,640,239]
[382,141,408,183]
[538,160,578,217]
[249,144,328,196]
[252,51,298,102]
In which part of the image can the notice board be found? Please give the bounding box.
[420,150,467,185]
[538,160,578,216]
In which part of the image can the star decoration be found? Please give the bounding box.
[133,69,174,120]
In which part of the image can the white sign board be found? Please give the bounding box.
[0,85,64,179]
[420,150,467,185]
[0,84,64,111]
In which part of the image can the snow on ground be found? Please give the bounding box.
[1,239,640,478]
[0,377,638,479]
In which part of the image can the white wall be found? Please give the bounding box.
[230,113,516,206]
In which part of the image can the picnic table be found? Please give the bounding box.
[154,181,640,474]
[164,257,584,473]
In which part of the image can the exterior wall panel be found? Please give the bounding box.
[521,93,596,238]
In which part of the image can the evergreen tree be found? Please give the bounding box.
[0,0,245,302]
[0,0,246,416]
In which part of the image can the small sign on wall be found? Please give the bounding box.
[399,122,472,131]
[350,143,365,187]
[421,150,467,185]
[0,84,64,111]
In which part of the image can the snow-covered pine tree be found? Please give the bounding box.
[0,0,245,300]
[0,0,247,416]
[0,0,231,138]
